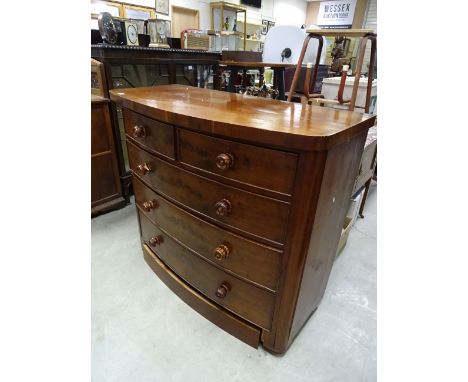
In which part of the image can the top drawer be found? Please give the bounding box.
[123,108,175,159]
[178,129,297,196]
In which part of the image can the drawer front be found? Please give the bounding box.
[123,108,175,159]
[133,176,282,291]
[139,211,275,329]
[128,141,290,245]
[178,128,297,196]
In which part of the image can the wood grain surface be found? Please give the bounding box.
[140,212,276,329]
[109,85,376,150]
[133,176,283,292]
[178,128,297,196]
[128,141,291,246]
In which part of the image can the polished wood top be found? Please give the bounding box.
[306,29,375,37]
[220,61,296,68]
[91,95,109,103]
[109,85,376,151]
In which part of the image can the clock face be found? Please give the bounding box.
[127,24,138,44]
[156,21,166,36]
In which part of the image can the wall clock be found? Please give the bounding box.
[125,21,139,46]
[155,0,169,15]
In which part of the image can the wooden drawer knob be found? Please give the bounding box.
[215,198,232,216]
[216,153,234,170]
[215,282,230,298]
[142,199,158,212]
[214,244,230,261]
[137,162,152,175]
[133,125,146,138]
[149,235,163,247]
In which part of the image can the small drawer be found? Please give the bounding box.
[123,108,175,159]
[128,141,290,246]
[133,176,282,291]
[178,129,297,196]
[139,211,276,330]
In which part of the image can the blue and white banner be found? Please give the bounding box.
[317,0,357,29]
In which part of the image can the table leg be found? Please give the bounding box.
[259,67,264,88]
[227,67,239,92]
[274,68,285,100]
[358,178,372,218]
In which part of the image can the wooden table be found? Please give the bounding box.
[219,61,296,100]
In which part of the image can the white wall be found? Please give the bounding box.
[106,0,308,29]
[273,0,307,26]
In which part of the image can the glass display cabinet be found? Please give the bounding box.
[210,1,247,50]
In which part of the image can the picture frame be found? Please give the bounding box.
[155,0,170,15]
[123,4,156,20]
[261,19,268,35]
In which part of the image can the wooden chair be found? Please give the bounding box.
[287,29,377,113]
[287,29,378,219]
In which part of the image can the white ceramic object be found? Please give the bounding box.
[262,25,327,65]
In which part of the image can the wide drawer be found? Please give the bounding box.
[128,141,290,245]
[139,210,275,330]
[123,108,175,159]
[142,244,261,348]
[133,176,282,291]
[178,128,297,196]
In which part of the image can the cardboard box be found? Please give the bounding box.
[337,216,353,255]
[347,188,365,225]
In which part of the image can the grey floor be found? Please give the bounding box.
[92,182,376,382]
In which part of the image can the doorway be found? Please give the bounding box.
[171,6,199,38]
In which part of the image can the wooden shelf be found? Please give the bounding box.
[305,28,375,37]
[238,20,262,26]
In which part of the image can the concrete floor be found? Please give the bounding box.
[92,182,376,382]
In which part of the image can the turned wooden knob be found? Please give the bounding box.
[133,125,146,138]
[149,235,163,247]
[215,282,230,298]
[142,199,158,212]
[216,153,234,170]
[137,162,152,175]
[215,198,232,216]
[214,244,230,261]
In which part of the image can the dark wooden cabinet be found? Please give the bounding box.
[91,97,126,216]
[110,84,376,354]
[91,58,125,215]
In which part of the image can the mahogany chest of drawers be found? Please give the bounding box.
[110,84,376,354]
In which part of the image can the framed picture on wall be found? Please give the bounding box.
[123,4,155,20]
[261,19,268,35]
[155,0,169,15]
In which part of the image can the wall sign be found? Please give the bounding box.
[317,0,357,29]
